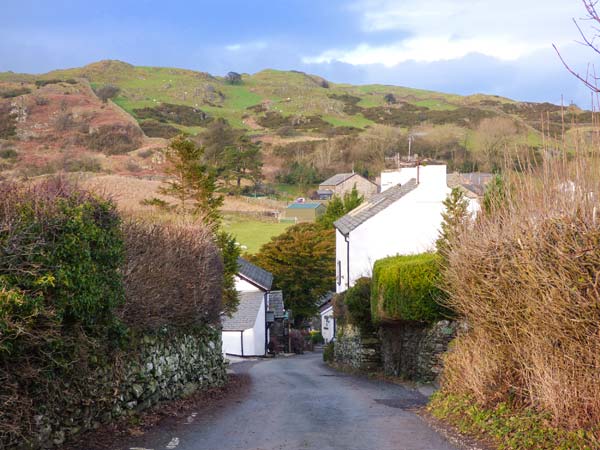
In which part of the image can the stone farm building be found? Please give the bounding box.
[282,202,326,223]
[318,173,378,200]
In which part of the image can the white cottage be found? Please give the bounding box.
[221,258,274,356]
[333,165,479,293]
[319,294,335,343]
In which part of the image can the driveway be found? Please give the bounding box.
[116,352,457,450]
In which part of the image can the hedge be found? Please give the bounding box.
[371,253,448,323]
[345,277,374,333]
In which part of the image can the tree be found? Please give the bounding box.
[317,185,364,229]
[251,223,335,324]
[95,85,120,103]
[216,231,241,316]
[159,135,223,226]
[222,135,263,191]
[482,173,506,215]
[436,187,469,262]
[199,118,239,165]
[554,1,600,93]
[225,72,242,85]
[384,93,397,104]
[472,118,517,172]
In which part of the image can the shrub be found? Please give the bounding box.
[371,253,448,323]
[310,330,324,344]
[0,87,31,98]
[289,329,305,354]
[94,84,120,103]
[134,103,211,126]
[120,220,223,331]
[140,119,180,138]
[0,103,17,139]
[323,341,335,362]
[0,148,18,159]
[0,177,125,348]
[345,277,374,333]
[81,124,143,154]
[440,154,600,432]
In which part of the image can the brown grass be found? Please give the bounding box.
[440,149,600,431]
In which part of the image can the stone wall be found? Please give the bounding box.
[333,325,380,372]
[12,327,226,450]
[379,320,458,383]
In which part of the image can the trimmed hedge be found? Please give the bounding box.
[345,277,374,333]
[371,253,448,323]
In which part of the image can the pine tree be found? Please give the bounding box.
[159,135,223,226]
[317,185,364,229]
[436,187,469,262]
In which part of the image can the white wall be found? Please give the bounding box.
[222,292,267,357]
[235,276,260,292]
[338,171,450,292]
[381,165,447,192]
[320,305,335,343]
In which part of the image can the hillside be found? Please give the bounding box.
[0,59,593,184]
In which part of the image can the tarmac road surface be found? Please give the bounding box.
[115,352,457,450]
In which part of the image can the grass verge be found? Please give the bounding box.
[222,215,291,253]
[428,392,600,450]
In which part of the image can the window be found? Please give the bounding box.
[337,260,341,285]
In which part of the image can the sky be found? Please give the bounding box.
[0,0,598,106]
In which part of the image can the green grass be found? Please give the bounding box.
[222,215,291,254]
[414,99,457,111]
[429,392,600,450]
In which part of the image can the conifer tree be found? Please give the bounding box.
[436,187,469,262]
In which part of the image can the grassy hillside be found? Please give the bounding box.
[0,59,593,182]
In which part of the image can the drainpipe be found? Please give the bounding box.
[345,234,350,290]
[264,292,268,357]
[240,330,244,357]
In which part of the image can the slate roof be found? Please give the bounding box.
[286,202,324,209]
[319,173,355,186]
[318,291,334,311]
[268,290,285,318]
[334,179,419,235]
[237,257,273,291]
[221,291,264,331]
[447,172,491,198]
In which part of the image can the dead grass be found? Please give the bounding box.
[440,148,600,431]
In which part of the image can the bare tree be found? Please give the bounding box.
[554,1,600,92]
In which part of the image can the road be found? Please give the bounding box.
[120,352,457,450]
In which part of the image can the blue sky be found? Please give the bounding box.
[0,0,597,106]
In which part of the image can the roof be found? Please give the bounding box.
[447,172,491,198]
[319,173,355,186]
[268,290,285,318]
[286,202,324,210]
[221,291,264,331]
[237,257,273,291]
[318,291,334,311]
[334,179,419,235]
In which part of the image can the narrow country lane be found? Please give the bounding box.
[112,352,457,450]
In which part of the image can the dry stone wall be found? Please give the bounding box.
[11,327,226,450]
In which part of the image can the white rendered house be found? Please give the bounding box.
[221,258,273,356]
[334,165,479,293]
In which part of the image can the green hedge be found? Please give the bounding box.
[345,277,374,333]
[371,253,448,323]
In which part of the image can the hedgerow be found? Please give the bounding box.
[371,253,448,323]
[344,277,374,333]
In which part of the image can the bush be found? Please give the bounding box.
[140,119,180,139]
[0,103,17,139]
[0,148,18,159]
[440,155,600,432]
[289,329,305,354]
[371,253,448,323]
[0,177,125,350]
[81,124,143,154]
[94,84,120,103]
[310,330,324,344]
[120,220,223,331]
[323,341,335,362]
[345,277,374,333]
[134,103,211,127]
[0,87,31,98]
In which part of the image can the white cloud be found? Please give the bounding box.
[225,41,267,52]
[306,0,586,66]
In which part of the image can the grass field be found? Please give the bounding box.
[222,215,291,253]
